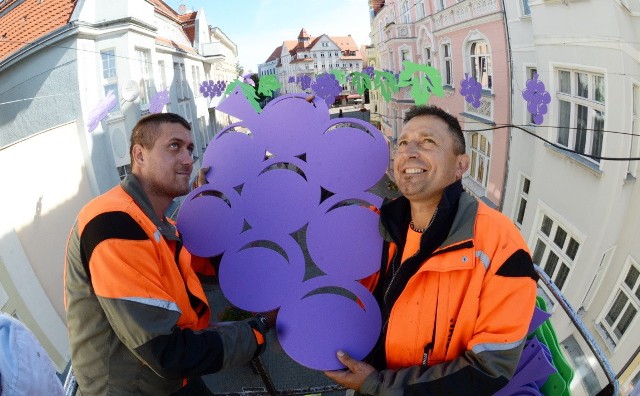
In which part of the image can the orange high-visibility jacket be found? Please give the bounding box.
[361,181,538,395]
[64,175,259,395]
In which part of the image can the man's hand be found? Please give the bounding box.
[324,350,376,390]
[195,166,210,189]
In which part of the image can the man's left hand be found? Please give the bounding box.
[324,350,376,390]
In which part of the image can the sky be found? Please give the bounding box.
[166,0,372,73]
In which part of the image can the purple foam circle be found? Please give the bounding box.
[176,185,243,257]
[306,203,382,280]
[245,95,327,157]
[237,167,319,233]
[306,121,389,194]
[218,231,305,312]
[201,123,266,190]
[276,276,381,371]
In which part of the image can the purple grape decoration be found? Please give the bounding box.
[522,73,551,125]
[460,73,482,109]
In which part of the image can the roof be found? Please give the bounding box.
[281,29,362,59]
[264,45,281,63]
[297,28,309,40]
[147,0,181,23]
[371,0,385,16]
[0,0,77,62]
[178,11,198,44]
[155,37,197,55]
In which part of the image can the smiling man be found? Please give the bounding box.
[325,106,538,395]
[64,113,269,395]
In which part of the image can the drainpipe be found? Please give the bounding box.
[499,0,513,213]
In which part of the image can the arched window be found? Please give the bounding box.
[469,41,492,89]
[470,133,491,187]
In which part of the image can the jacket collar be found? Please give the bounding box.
[120,174,179,241]
[379,180,478,251]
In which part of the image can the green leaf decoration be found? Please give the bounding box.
[372,70,399,102]
[224,80,243,95]
[329,69,347,85]
[224,80,262,113]
[257,75,281,97]
[397,61,444,106]
[350,71,372,96]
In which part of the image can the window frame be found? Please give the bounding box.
[513,173,531,228]
[135,48,152,107]
[469,132,491,188]
[597,257,640,349]
[530,208,582,297]
[468,40,492,91]
[100,49,120,113]
[554,68,606,164]
[441,41,453,86]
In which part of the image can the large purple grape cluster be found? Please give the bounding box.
[310,73,342,106]
[522,73,551,125]
[177,94,388,370]
[460,73,482,109]
[362,66,375,78]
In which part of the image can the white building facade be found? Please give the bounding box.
[503,1,640,394]
[0,0,238,370]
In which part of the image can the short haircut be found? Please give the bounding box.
[129,113,191,166]
[404,105,466,155]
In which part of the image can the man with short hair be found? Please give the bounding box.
[65,113,269,395]
[325,105,538,395]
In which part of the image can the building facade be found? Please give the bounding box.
[259,28,364,105]
[0,0,238,370]
[502,1,640,394]
[369,0,511,208]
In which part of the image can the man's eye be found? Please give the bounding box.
[398,141,407,146]
[169,143,179,149]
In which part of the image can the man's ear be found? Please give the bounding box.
[456,153,470,179]
[131,144,145,169]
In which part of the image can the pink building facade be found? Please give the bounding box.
[370,0,510,208]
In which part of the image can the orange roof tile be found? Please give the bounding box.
[264,45,281,63]
[155,36,197,55]
[0,0,77,62]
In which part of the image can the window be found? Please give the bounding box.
[436,0,445,11]
[117,164,131,181]
[526,67,538,124]
[100,49,119,113]
[598,258,640,346]
[441,42,452,86]
[135,48,151,106]
[191,65,201,96]
[514,175,531,228]
[401,0,411,23]
[556,69,605,162]
[522,0,531,16]
[416,0,426,19]
[469,41,492,90]
[174,62,188,100]
[424,47,432,66]
[388,49,394,71]
[401,49,410,62]
[531,213,580,291]
[469,133,491,187]
[158,60,168,90]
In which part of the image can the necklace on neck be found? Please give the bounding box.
[409,208,439,233]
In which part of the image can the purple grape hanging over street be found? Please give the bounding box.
[460,73,482,109]
[522,73,551,125]
[311,73,342,106]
